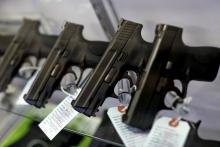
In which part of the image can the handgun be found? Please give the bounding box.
[0,18,57,92]
[24,22,108,108]
[123,24,220,129]
[0,35,13,55]
[73,20,152,116]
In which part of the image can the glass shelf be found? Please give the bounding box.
[1,70,220,147]
[0,77,124,147]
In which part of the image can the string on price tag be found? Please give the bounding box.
[39,89,81,140]
[143,117,190,147]
[144,94,193,147]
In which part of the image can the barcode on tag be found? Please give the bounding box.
[144,117,190,147]
[39,89,81,140]
[107,107,149,147]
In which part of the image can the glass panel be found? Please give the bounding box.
[0,76,124,146]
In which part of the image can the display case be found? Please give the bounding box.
[0,0,219,147]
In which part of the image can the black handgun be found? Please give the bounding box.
[0,35,13,55]
[73,20,152,116]
[123,24,220,129]
[24,22,108,108]
[0,18,57,92]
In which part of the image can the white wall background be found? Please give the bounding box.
[0,0,107,40]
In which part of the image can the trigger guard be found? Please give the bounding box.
[170,86,182,98]
[167,79,188,98]
[121,70,137,87]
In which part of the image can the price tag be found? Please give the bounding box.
[39,89,81,140]
[107,107,149,147]
[144,117,190,147]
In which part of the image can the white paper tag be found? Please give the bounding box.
[39,88,81,140]
[107,107,149,147]
[144,117,190,147]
